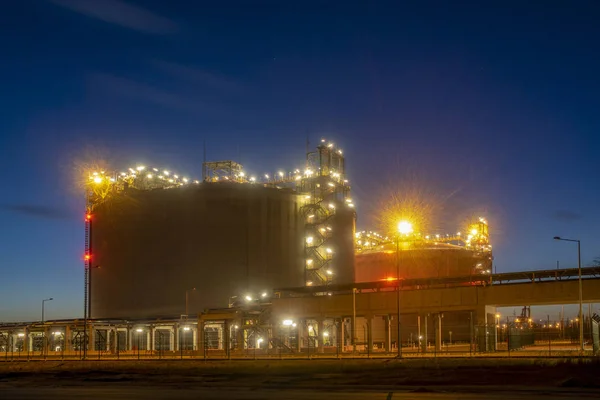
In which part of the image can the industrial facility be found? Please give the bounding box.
[83,140,492,320]
[83,139,494,320]
[3,138,551,359]
[355,217,493,283]
[85,139,356,319]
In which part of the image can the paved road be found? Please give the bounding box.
[1,387,598,400]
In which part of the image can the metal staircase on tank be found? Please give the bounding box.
[302,197,335,286]
[299,139,352,287]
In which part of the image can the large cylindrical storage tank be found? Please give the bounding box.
[354,243,492,282]
[90,183,304,319]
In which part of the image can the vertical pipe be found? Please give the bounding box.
[396,237,402,357]
[562,305,565,339]
[424,315,428,353]
[88,217,92,320]
[469,312,473,357]
[417,315,421,353]
[548,314,551,356]
[435,313,442,354]
[507,316,511,357]
[352,288,356,353]
[336,321,340,359]
[578,240,584,353]
[589,303,593,348]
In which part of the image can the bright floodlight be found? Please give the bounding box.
[93,176,103,184]
[397,221,413,235]
[471,228,478,235]
[261,292,268,298]
[245,295,252,301]
[282,319,293,326]
[136,328,143,333]
[183,326,190,331]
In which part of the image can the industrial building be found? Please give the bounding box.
[1,141,598,360]
[85,140,355,319]
[0,138,511,359]
[84,139,493,321]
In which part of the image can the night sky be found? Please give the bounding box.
[1,0,599,321]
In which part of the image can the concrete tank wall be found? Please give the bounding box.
[90,183,304,319]
[329,206,356,285]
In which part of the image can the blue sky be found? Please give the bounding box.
[1,0,599,321]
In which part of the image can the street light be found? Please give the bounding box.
[135,328,143,359]
[182,326,191,353]
[42,298,53,323]
[495,313,500,350]
[396,220,413,358]
[553,236,584,353]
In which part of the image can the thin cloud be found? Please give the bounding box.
[1,204,72,220]
[48,0,177,34]
[88,72,214,113]
[553,209,582,221]
[153,60,243,94]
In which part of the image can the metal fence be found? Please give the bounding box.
[1,320,598,361]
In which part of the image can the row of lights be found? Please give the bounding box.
[89,166,200,189]
[355,218,489,248]
[233,167,349,187]
[13,331,63,338]
[244,292,269,302]
[226,139,348,186]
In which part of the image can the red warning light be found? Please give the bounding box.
[85,213,92,221]
[84,254,91,261]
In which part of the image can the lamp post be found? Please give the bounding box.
[136,328,143,360]
[495,313,500,351]
[41,298,53,323]
[185,288,196,317]
[553,236,584,353]
[396,221,413,358]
